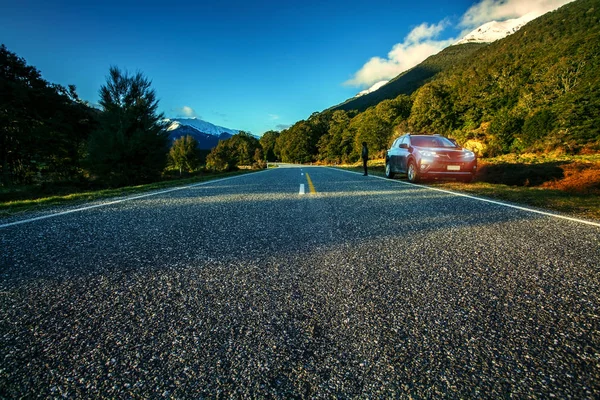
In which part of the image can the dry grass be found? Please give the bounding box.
[540,162,600,194]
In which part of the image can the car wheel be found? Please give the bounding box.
[385,160,395,179]
[407,160,420,183]
[461,174,473,183]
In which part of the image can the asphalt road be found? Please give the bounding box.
[1,165,600,398]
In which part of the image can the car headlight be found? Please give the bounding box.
[462,151,475,160]
[421,151,439,158]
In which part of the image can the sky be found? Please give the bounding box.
[0,0,574,136]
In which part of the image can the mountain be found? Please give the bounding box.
[454,13,538,45]
[355,80,389,98]
[429,0,600,149]
[328,42,487,113]
[167,118,239,137]
[165,118,240,150]
[329,9,549,114]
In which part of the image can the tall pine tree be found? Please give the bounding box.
[87,67,169,186]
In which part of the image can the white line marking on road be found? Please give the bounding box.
[299,184,305,195]
[336,168,600,228]
[0,172,265,229]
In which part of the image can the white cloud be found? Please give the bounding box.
[344,21,452,88]
[345,0,575,88]
[269,114,280,120]
[406,21,447,43]
[460,0,575,29]
[175,106,198,118]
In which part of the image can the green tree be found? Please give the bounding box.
[488,108,524,154]
[318,110,351,163]
[87,66,169,186]
[253,147,266,169]
[352,108,392,158]
[275,121,314,163]
[307,111,330,151]
[259,130,280,161]
[392,94,413,120]
[408,82,456,134]
[273,112,331,164]
[206,131,260,171]
[168,135,200,175]
[205,140,232,171]
[0,44,97,185]
[521,109,555,148]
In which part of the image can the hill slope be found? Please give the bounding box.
[429,0,600,150]
[329,43,487,113]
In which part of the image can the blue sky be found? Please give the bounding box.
[0,0,572,136]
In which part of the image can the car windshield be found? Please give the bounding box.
[411,136,457,148]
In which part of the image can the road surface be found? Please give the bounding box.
[1,165,599,398]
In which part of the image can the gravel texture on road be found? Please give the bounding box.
[1,166,600,398]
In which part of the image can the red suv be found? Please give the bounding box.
[385,134,477,183]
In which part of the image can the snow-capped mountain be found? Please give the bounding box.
[454,13,538,45]
[165,118,241,150]
[166,118,239,137]
[355,80,389,98]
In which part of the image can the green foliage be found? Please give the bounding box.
[275,120,321,163]
[206,131,261,171]
[0,44,97,185]
[521,110,555,147]
[436,0,599,153]
[205,141,232,172]
[87,66,169,187]
[274,93,413,164]
[488,109,524,155]
[253,148,267,169]
[317,110,353,163]
[229,132,260,166]
[259,130,280,161]
[275,113,331,163]
[408,82,456,135]
[352,108,392,158]
[168,135,201,175]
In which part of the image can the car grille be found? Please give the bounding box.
[423,158,476,172]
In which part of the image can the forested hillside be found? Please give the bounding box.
[419,0,600,155]
[270,0,599,164]
[329,43,487,113]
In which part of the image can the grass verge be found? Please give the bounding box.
[338,156,600,221]
[0,170,254,218]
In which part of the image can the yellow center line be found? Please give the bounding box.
[305,172,317,194]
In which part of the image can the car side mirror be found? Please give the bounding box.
[399,143,408,149]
